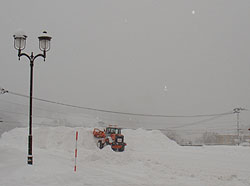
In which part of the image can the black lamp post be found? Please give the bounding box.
[13,31,52,165]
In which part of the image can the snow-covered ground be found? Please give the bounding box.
[0,126,250,186]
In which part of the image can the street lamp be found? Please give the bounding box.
[13,31,52,165]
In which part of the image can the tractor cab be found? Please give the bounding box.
[105,126,121,136]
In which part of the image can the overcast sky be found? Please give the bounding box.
[0,0,250,125]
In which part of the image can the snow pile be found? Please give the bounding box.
[0,127,27,149]
[123,128,178,152]
[34,126,96,152]
[0,126,250,186]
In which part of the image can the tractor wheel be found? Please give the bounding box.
[112,147,118,152]
[111,143,118,152]
[97,140,104,149]
[118,146,125,152]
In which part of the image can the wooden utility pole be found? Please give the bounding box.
[233,108,246,145]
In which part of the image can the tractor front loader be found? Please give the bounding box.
[93,126,126,152]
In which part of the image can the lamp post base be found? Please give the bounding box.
[27,155,33,165]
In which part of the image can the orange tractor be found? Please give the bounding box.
[93,126,126,152]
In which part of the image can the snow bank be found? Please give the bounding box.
[0,126,250,186]
[0,127,27,149]
[0,127,179,173]
[0,126,178,153]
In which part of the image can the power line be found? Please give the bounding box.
[0,109,29,117]
[0,98,71,115]
[0,108,64,121]
[0,98,235,127]
[1,88,234,118]
[166,114,227,129]
[0,108,234,130]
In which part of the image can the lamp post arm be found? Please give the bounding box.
[18,50,31,61]
[34,51,46,62]
[18,50,46,62]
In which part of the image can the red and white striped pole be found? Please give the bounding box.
[74,131,78,172]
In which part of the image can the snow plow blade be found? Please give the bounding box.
[93,128,106,138]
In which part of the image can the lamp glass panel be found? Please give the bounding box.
[39,39,50,51]
[14,37,26,50]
